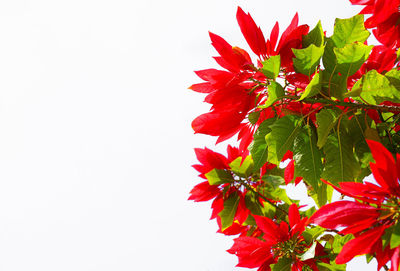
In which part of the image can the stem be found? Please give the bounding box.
[383,264,389,271]
[282,95,400,113]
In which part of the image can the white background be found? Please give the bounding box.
[0,0,376,270]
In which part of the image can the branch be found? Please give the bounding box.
[283,95,400,113]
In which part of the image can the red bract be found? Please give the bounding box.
[228,204,323,271]
[236,7,268,58]
[310,140,400,268]
[237,7,309,70]
[350,0,400,48]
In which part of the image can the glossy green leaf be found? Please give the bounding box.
[293,125,325,205]
[219,192,240,230]
[229,156,254,178]
[321,70,348,99]
[263,81,285,108]
[316,109,340,148]
[302,226,325,244]
[205,169,234,185]
[351,70,400,104]
[322,38,338,74]
[303,21,324,47]
[334,42,372,77]
[321,121,361,184]
[348,112,374,171]
[244,193,263,217]
[262,175,285,189]
[331,15,370,48]
[322,15,370,90]
[261,55,281,79]
[330,234,353,254]
[249,119,275,170]
[390,223,400,249]
[317,262,347,271]
[270,257,292,271]
[248,111,260,125]
[299,72,321,100]
[293,44,324,76]
[266,115,303,165]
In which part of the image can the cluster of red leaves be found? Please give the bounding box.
[350,0,400,48]
[190,7,312,154]
[310,140,400,270]
[228,204,327,271]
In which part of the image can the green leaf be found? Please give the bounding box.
[391,223,400,249]
[244,193,263,223]
[261,55,281,79]
[249,119,276,170]
[248,111,260,125]
[266,115,303,165]
[302,226,325,244]
[262,175,285,189]
[385,69,400,93]
[334,42,372,77]
[352,70,400,104]
[331,15,370,48]
[229,156,254,178]
[270,257,292,271]
[299,72,321,100]
[348,112,374,170]
[293,44,324,76]
[303,21,324,47]
[320,69,348,99]
[258,178,292,205]
[317,262,347,271]
[205,169,234,185]
[321,121,361,184]
[322,15,370,87]
[293,125,325,206]
[263,81,285,108]
[330,234,353,254]
[269,187,293,205]
[316,109,340,148]
[218,192,240,230]
[322,38,338,74]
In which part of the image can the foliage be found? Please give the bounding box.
[189,1,400,270]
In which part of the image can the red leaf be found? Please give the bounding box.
[284,159,295,185]
[309,201,379,229]
[236,7,267,57]
[189,82,214,93]
[253,215,280,244]
[336,226,387,264]
[289,203,301,228]
[227,236,272,268]
[209,32,250,73]
[194,147,228,170]
[367,140,400,196]
[188,181,220,202]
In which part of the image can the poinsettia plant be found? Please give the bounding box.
[189,1,400,270]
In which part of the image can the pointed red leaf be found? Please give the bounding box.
[309,201,379,229]
[236,7,267,57]
[336,226,387,264]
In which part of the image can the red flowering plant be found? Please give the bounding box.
[190,1,400,270]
